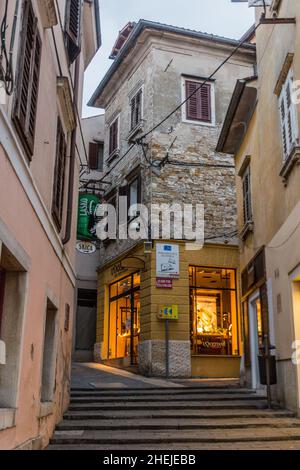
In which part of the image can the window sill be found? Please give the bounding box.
[240,221,254,241]
[280,145,300,186]
[38,401,54,419]
[127,122,145,143]
[182,118,215,128]
[0,408,16,431]
[107,149,120,166]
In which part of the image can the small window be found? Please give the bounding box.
[109,117,119,156]
[242,165,252,225]
[130,89,143,131]
[12,0,42,159]
[52,118,67,231]
[279,68,298,160]
[89,142,104,171]
[183,79,214,125]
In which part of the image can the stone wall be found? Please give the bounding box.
[97,34,256,268]
[138,340,191,377]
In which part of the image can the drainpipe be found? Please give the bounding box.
[63,56,80,245]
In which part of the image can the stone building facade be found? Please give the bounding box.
[89,20,256,378]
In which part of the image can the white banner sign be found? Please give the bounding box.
[156,244,179,279]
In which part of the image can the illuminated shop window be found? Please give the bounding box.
[108,273,140,364]
[189,267,239,356]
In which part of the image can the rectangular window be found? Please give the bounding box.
[89,141,104,171]
[189,267,239,356]
[242,165,252,225]
[109,117,119,156]
[65,0,82,63]
[279,68,298,160]
[52,118,67,230]
[130,89,143,131]
[184,79,213,124]
[41,300,57,403]
[12,0,42,159]
[0,268,6,336]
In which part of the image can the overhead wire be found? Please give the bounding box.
[0,0,18,96]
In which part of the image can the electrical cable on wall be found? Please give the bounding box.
[0,0,19,96]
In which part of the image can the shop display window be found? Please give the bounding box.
[189,266,239,356]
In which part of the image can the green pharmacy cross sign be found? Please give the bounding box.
[77,193,100,241]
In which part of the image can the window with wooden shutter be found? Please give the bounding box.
[0,268,6,336]
[89,142,104,171]
[65,0,82,64]
[279,68,298,160]
[52,118,67,230]
[242,166,252,225]
[130,89,143,130]
[109,118,119,156]
[185,80,212,123]
[12,0,42,159]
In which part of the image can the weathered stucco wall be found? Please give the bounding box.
[97,31,255,268]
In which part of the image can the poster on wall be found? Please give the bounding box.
[77,193,100,241]
[156,244,179,279]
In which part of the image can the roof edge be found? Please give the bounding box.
[88,19,256,108]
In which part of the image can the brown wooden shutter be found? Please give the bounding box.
[109,119,118,155]
[89,142,99,170]
[65,0,82,63]
[12,0,42,159]
[186,80,211,122]
[0,268,6,335]
[52,118,67,230]
[242,167,252,224]
[130,97,136,130]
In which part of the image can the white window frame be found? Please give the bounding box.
[279,68,299,161]
[181,77,216,127]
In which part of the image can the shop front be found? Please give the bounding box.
[95,242,242,378]
[107,273,140,367]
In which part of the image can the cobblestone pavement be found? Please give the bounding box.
[47,363,300,451]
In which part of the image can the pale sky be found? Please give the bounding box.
[83,0,255,117]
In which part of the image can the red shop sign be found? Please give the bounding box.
[156,278,173,289]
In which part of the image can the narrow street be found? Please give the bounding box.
[48,364,300,450]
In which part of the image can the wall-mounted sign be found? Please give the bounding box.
[156,278,173,289]
[77,193,100,241]
[76,241,97,254]
[111,262,128,278]
[158,305,179,320]
[156,244,179,279]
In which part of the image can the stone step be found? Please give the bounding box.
[70,388,257,397]
[69,394,264,404]
[64,408,294,421]
[68,400,269,412]
[70,385,243,392]
[50,427,300,445]
[56,417,300,431]
[47,440,300,450]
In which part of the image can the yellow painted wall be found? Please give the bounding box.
[97,241,241,361]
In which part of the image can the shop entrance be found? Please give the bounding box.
[248,291,264,389]
[108,273,140,365]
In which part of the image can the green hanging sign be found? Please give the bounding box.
[77,193,100,241]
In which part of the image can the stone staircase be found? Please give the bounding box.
[48,386,300,450]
